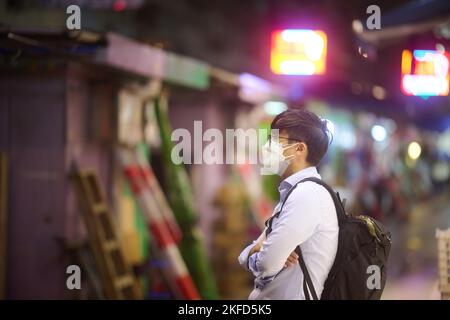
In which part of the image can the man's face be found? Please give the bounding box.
[278,130,300,159]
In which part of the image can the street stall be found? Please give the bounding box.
[0,28,290,299]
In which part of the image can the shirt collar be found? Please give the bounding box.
[278,166,320,193]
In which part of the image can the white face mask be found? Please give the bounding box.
[260,140,298,176]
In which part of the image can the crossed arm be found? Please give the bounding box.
[248,231,299,267]
[238,189,321,280]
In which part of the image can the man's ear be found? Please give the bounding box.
[298,142,307,153]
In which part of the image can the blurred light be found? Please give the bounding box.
[372,85,386,100]
[239,73,271,92]
[352,20,364,33]
[407,141,422,160]
[113,0,127,11]
[239,73,272,103]
[271,29,327,75]
[371,125,387,142]
[402,75,449,96]
[280,61,315,75]
[338,128,356,150]
[358,47,368,58]
[263,101,287,116]
[432,162,450,182]
[401,49,449,96]
[437,129,450,156]
[324,119,335,135]
[401,50,413,74]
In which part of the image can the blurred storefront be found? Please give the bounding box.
[0,0,449,301]
[0,28,288,298]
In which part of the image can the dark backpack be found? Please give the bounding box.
[265,177,392,300]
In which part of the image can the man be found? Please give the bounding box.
[238,109,339,300]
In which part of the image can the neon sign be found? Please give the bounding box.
[401,49,449,96]
[270,29,327,75]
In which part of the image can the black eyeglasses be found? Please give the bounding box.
[267,135,303,146]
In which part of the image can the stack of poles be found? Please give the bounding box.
[136,148,183,298]
[135,150,182,244]
[118,149,200,300]
[154,95,219,299]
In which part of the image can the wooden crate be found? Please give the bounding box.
[436,229,450,300]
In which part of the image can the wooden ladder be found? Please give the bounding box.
[437,229,450,300]
[72,169,142,299]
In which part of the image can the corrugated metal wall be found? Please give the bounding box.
[0,74,67,298]
[0,64,117,299]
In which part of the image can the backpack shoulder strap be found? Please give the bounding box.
[264,181,301,235]
[295,245,318,300]
[265,177,346,235]
[299,177,347,223]
[295,177,347,300]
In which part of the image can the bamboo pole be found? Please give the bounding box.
[153,94,219,299]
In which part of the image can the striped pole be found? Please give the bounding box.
[154,96,219,299]
[134,149,183,244]
[118,149,200,300]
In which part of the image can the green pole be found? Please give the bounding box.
[154,94,220,299]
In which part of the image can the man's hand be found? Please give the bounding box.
[284,251,299,268]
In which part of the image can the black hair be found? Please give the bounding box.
[271,109,331,166]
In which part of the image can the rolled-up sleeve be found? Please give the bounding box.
[237,229,267,271]
[251,186,321,279]
[238,242,255,270]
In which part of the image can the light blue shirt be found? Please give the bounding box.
[238,166,339,299]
